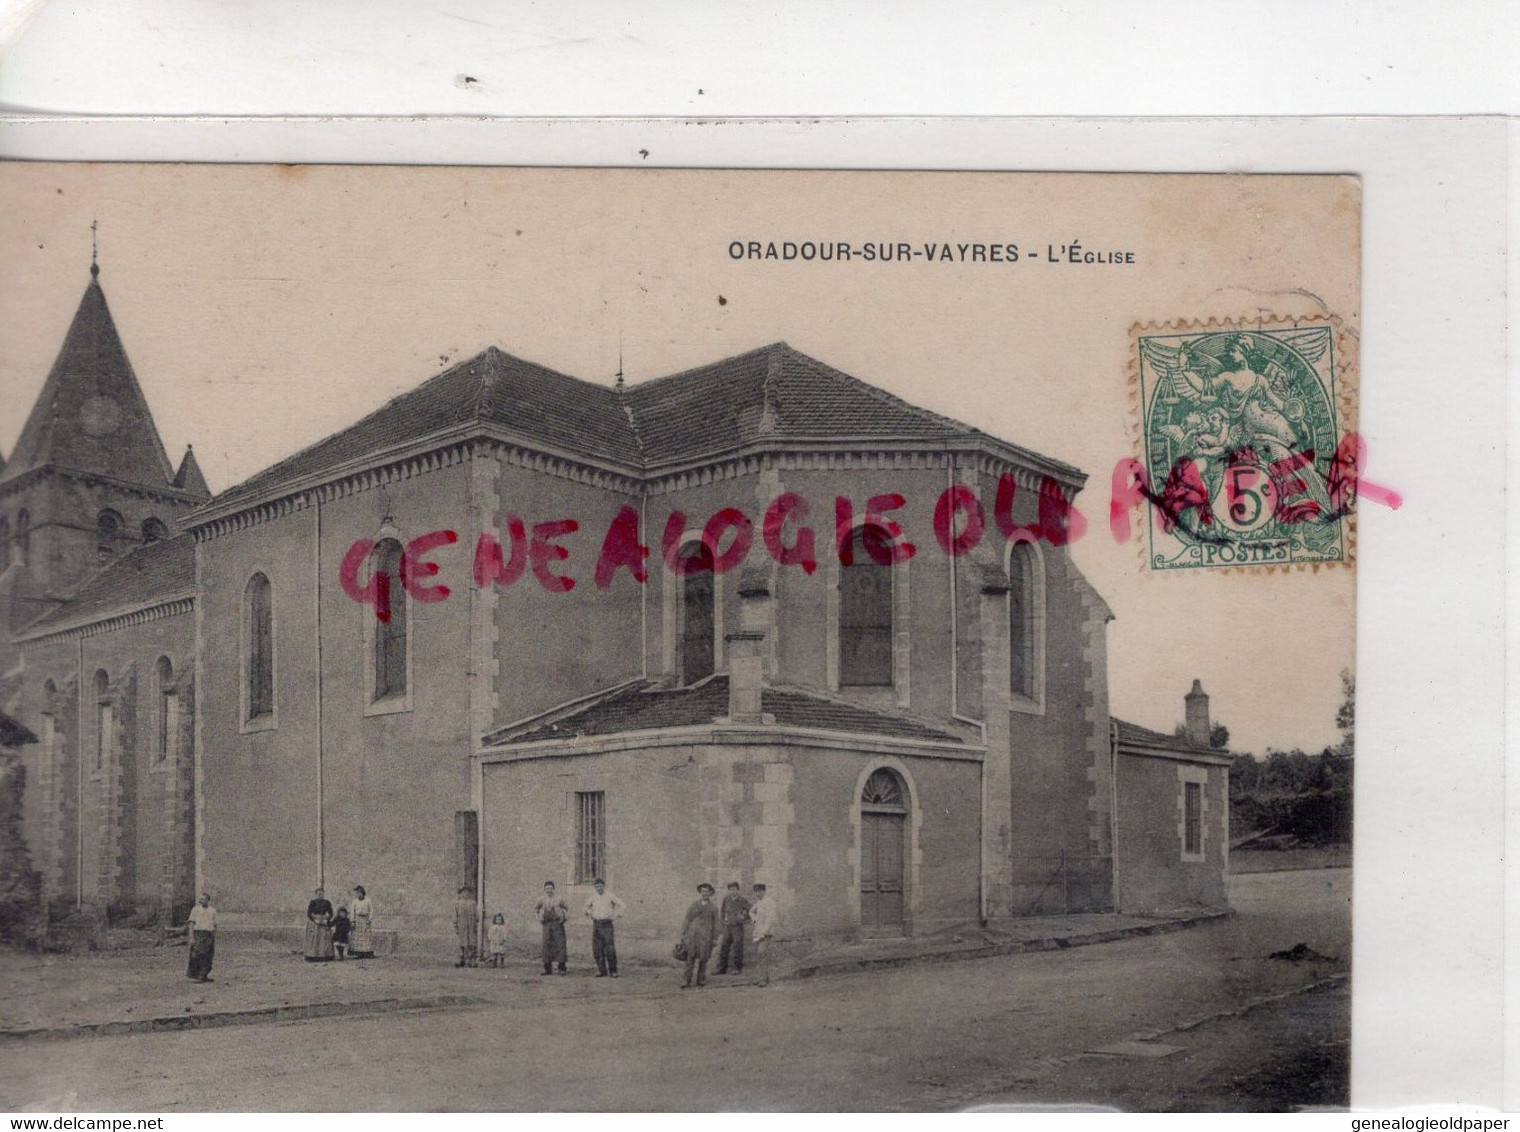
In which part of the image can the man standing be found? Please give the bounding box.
[679,882,720,988]
[749,883,776,986]
[583,878,625,978]
[535,880,569,976]
[185,892,216,983]
[715,881,751,976]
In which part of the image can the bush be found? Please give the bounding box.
[0,754,44,947]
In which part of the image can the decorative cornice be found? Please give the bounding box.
[15,595,195,647]
[476,722,985,764]
[185,423,1085,540]
[0,464,208,508]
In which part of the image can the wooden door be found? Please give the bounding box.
[861,811,906,934]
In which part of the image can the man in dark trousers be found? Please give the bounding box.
[679,882,720,988]
[715,881,751,975]
[534,880,569,975]
[583,878,625,978]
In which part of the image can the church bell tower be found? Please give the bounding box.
[0,251,211,650]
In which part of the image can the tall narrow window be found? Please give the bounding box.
[678,540,715,685]
[372,539,407,700]
[155,656,175,764]
[0,518,9,569]
[14,510,28,565]
[574,791,606,884]
[93,669,111,771]
[839,558,893,687]
[1008,542,1039,700]
[1183,781,1203,857]
[246,573,274,720]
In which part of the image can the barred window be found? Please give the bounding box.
[372,539,407,700]
[574,791,606,885]
[246,572,274,720]
[1183,781,1203,856]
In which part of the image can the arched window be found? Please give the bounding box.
[246,573,274,720]
[839,553,894,687]
[96,509,123,555]
[141,517,169,544]
[93,669,112,771]
[14,510,28,565]
[372,539,407,700]
[1008,541,1044,703]
[861,767,907,810]
[678,539,716,685]
[155,656,175,764]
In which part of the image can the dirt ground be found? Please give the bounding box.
[0,869,1349,1112]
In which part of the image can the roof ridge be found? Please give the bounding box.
[207,348,500,504]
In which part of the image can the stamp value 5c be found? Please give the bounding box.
[1134,318,1354,571]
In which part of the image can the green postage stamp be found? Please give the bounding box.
[1134,317,1355,571]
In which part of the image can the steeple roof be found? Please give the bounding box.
[173,445,211,498]
[1,269,176,490]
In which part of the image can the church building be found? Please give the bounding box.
[2,263,1229,953]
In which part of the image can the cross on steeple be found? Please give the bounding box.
[90,219,99,277]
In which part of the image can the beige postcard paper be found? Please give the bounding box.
[0,165,1359,1112]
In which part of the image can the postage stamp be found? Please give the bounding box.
[1133,317,1357,571]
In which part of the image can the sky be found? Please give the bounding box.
[0,164,1358,754]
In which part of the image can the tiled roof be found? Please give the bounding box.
[199,341,1079,519]
[623,342,968,464]
[1114,718,1231,761]
[17,535,195,639]
[494,677,964,746]
[2,273,178,491]
[0,709,38,748]
[207,347,642,514]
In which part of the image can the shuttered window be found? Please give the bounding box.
[574,791,606,884]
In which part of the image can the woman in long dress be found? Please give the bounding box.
[304,887,335,962]
[349,885,375,959]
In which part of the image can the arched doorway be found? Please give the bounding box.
[860,767,908,936]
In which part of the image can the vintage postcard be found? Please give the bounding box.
[0,165,1359,1112]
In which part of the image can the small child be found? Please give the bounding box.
[487,913,509,968]
[332,907,352,961]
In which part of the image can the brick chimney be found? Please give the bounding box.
[1185,679,1211,747]
[725,566,771,724]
